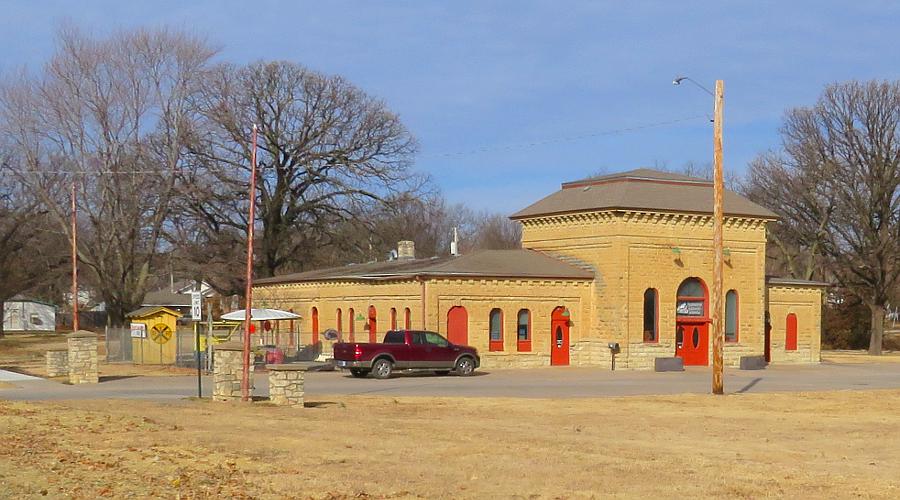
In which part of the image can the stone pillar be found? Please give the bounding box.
[46,350,69,377]
[267,364,307,407]
[213,342,253,401]
[67,331,98,384]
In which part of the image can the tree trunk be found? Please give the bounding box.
[0,301,5,338]
[868,303,885,355]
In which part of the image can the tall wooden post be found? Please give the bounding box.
[241,124,259,402]
[71,179,79,332]
[711,80,725,395]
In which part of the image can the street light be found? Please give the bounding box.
[674,75,725,395]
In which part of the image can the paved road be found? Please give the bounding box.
[3,361,900,402]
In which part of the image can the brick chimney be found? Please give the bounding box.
[397,240,415,260]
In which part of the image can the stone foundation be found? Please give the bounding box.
[267,365,306,407]
[46,350,68,377]
[213,342,253,401]
[67,331,98,384]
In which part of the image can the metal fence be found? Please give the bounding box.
[104,326,133,362]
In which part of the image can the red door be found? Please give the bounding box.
[675,321,709,366]
[550,307,570,366]
[786,313,798,351]
[368,306,377,343]
[311,307,319,345]
[447,306,468,345]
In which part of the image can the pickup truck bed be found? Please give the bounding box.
[333,330,480,379]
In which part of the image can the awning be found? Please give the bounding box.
[220,308,301,321]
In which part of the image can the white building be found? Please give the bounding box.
[2,296,56,332]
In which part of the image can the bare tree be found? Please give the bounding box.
[0,153,68,336]
[177,61,418,295]
[745,80,900,354]
[0,27,216,326]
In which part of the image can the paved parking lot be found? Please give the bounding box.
[3,360,900,401]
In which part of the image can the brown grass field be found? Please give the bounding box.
[1,390,899,499]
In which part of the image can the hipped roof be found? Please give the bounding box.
[510,168,778,220]
[254,249,594,285]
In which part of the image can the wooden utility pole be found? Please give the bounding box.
[711,80,725,395]
[71,179,79,332]
[241,124,259,402]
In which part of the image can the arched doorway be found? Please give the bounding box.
[311,307,319,346]
[447,306,468,345]
[550,306,570,366]
[368,305,377,343]
[675,278,709,366]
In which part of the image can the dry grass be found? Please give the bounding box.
[822,349,900,364]
[0,332,195,378]
[1,390,899,499]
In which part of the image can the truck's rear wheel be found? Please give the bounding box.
[455,356,476,376]
[372,358,393,379]
[349,368,369,378]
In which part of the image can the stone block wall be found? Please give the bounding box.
[213,343,253,401]
[46,350,68,377]
[267,365,305,407]
[67,331,98,384]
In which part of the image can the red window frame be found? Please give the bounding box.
[404,308,411,329]
[336,308,342,337]
[348,307,355,342]
[785,313,798,351]
[489,308,503,351]
[311,307,319,345]
[725,290,739,343]
[516,309,531,352]
[643,288,659,343]
[368,305,377,343]
[390,307,397,330]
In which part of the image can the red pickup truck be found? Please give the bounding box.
[333,330,480,379]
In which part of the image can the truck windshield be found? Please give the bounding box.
[383,331,405,344]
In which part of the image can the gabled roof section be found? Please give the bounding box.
[126,306,184,318]
[254,249,594,285]
[510,168,778,220]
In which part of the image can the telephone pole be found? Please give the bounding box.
[241,124,259,402]
[711,80,725,395]
[71,179,79,332]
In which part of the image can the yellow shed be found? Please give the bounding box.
[127,306,183,365]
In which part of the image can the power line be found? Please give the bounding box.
[421,114,708,158]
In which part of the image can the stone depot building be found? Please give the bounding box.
[254,169,826,370]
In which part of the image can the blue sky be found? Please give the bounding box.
[2,1,899,213]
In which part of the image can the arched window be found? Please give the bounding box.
[516,309,531,352]
[336,308,342,333]
[311,307,319,345]
[368,305,377,342]
[348,307,355,342]
[404,307,411,329]
[676,278,707,318]
[643,289,658,342]
[725,290,738,342]
[786,313,798,351]
[489,308,503,351]
[390,307,397,330]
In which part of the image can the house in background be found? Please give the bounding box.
[2,296,57,332]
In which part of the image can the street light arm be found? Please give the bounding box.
[673,76,715,97]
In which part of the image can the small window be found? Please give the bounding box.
[348,307,355,342]
[311,307,319,345]
[425,332,449,347]
[677,279,705,297]
[336,309,342,332]
[725,290,738,342]
[30,315,43,326]
[517,309,531,352]
[390,308,397,330]
[489,308,503,351]
[643,289,658,342]
[404,308,411,329]
[384,331,405,344]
